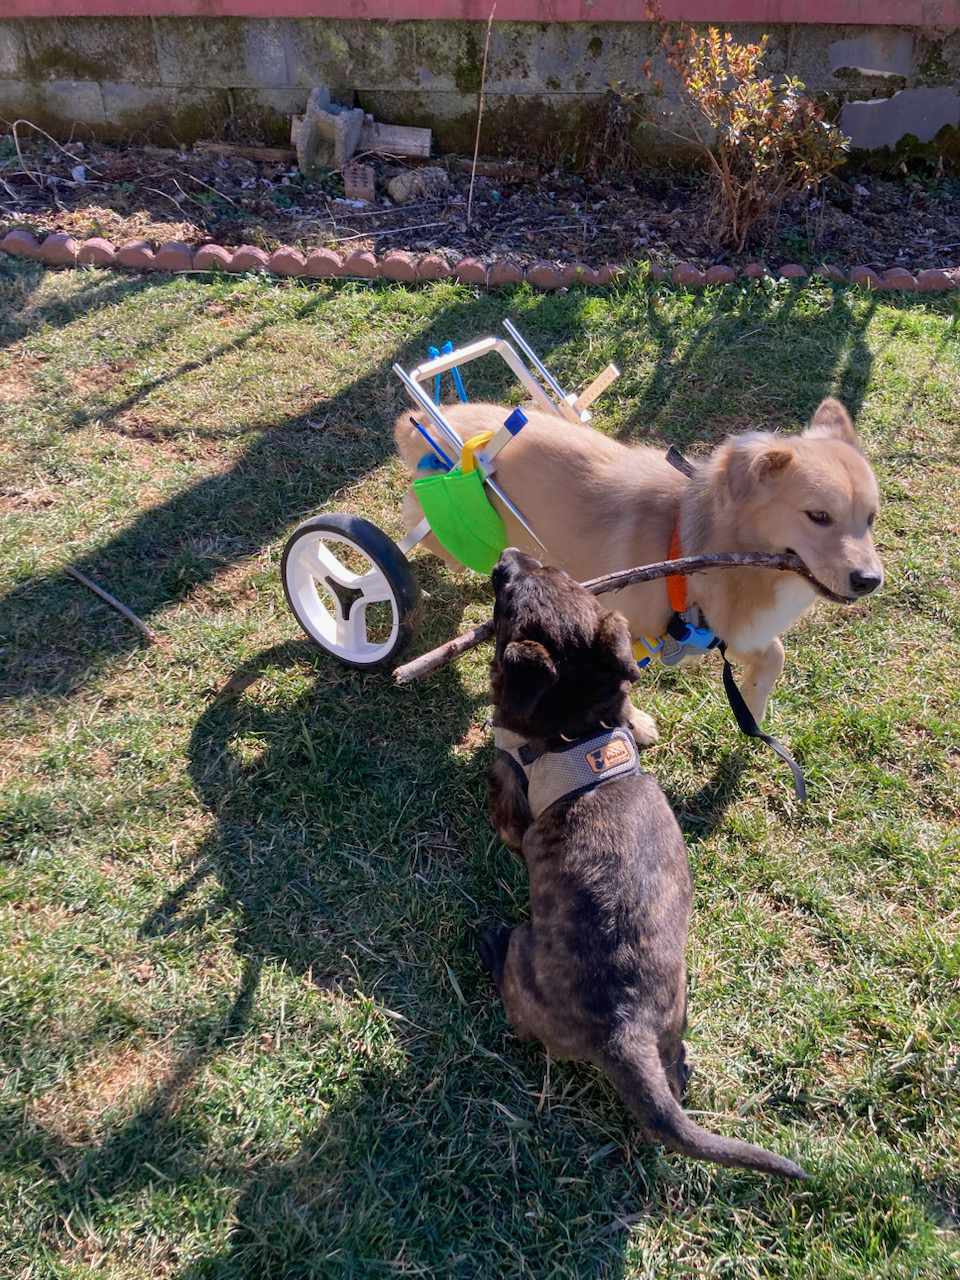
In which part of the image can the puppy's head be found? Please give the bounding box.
[490,548,641,738]
[715,397,883,602]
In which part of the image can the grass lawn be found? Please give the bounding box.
[1,258,958,1280]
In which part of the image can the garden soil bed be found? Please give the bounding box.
[1,136,958,274]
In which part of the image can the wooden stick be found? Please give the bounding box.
[65,567,160,645]
[393,551,839,684]
[466,4,496,228]
[574,363,620,412]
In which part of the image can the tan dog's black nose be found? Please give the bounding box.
[849,570,882,596]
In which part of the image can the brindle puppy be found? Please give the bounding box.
[480,548,806,1179]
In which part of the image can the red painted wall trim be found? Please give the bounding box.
[4,0,959,24]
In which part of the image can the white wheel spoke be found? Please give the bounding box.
[314,541,364,589]
[356,568,392,605]
[336,603,367,652]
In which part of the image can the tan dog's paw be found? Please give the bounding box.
[627,706,659,748]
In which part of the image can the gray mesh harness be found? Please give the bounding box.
[494,726,642,820]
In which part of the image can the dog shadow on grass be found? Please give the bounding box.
[135,633,652,1278]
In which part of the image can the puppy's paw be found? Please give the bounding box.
[477,924,512,984]
[627,706,659,748]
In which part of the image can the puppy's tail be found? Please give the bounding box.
[600,1040,807,1181]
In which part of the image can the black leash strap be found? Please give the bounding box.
[718,643,807,803]
[666,445,696,478]
[665,444,805,799]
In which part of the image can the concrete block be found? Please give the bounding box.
[99,83,230,141]
[282,20,357,96]
[0,77,105,133]
[228,88,308,145]
[829,31,915,79]
[21,16,157,84]
[841,86,960,149]
[296,85,365,175]
[0,22,28,78]
[153,17,288,90]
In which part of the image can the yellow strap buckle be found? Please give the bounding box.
[459,429,495,474]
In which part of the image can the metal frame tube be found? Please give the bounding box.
[394,359,547,550]
[503,318,566,399]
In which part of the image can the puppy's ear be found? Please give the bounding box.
[722,436,794,502]
[596,611,642,684]
[805,397,861,450]
[500,640,558,718]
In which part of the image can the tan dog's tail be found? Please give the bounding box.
[600,1042,807,1180]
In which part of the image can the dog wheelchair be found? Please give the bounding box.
[281,320,619,669]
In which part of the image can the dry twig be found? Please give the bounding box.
[467,5,497,228]
[65,567,160,645]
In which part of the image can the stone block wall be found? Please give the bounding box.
[0,10,957,160]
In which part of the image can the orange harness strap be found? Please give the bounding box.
[666,521,688,615]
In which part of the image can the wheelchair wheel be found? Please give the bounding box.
[281,514,419,669]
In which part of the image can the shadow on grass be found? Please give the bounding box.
[143,638,645,1277]
[1,268,895,711]
[617,283,879,448]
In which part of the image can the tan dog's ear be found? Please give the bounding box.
[596,612,642,684]
[805,397,861,450]
[500,640,558,718]
[722,437,794,502]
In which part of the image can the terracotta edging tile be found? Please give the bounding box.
[3,235,958,298]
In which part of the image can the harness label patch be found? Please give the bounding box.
[585,739,633,773]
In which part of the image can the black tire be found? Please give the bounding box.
[281,513,420,670]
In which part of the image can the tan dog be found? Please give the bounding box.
[395,398,882,739]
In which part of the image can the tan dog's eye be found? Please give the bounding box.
[805,510,832,526]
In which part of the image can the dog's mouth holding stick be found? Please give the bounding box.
[393,550,848,686]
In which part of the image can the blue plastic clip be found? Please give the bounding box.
[503,408,527,435]
[673,621,717,651]
[442,340,469,403]
[410,417,454,471]
[429,341,469,404]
